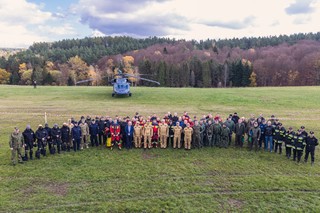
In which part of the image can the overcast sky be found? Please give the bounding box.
[1,0,319,48]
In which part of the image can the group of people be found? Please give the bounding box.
[9,112,318,166]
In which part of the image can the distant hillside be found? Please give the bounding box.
[7,32,320,65]
[97,39,320,87]
[0,48,24,59]
[1,33,320,87]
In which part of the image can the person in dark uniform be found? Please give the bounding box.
[71,122,82,152]
[22,125,35,160]
[98,117,107,146]
[232,112,239,124]
[51,124,62,154]
[35,124,48,158]
[274,123,286,154]
[304,131,318,165]
[89,119,99,147]
[44,123,52,152]
[125,121,134,149]
[293,130,306,163]
[300,126,308,138]
[168,120,175,148]
[285,127,295,159]
[264,121,274,152]
[61,123,70,152]
[259,120,266,150]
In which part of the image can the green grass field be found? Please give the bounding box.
[0,85,320,212]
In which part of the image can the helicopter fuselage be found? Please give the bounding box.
[112,78,131,96]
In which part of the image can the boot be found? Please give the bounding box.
[36,150,41,159]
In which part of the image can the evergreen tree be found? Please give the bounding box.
[234,60,244,87]
[202,61,211,87]
[241,61,252,87]
[10,70,20,84]
[44,72,54,85]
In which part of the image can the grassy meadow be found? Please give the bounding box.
[0,85,320,212]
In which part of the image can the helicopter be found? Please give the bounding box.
[75,69,160,97]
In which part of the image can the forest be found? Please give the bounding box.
[0,32,320,87]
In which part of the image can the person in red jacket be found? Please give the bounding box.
[151,120,159,148]
[110,119,122,150]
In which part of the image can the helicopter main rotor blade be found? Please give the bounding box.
[75,78,94,85]
[124,74,160,85]
[139,77,160,85]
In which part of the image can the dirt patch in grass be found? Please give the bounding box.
[228,198,244,209]
[21,186,37,197]
[45,182,69,197]
[192,160,206,166]
[142,152,160,160]
[206,170,220,176]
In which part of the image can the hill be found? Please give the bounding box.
[0,85,319,212]
[1,33,320,88]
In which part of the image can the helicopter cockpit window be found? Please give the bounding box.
[126,85,128,89]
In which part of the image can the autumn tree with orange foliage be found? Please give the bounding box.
[0,68,11,84]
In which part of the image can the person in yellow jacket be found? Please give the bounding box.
[184,123,193,150]
[144,121,153,149]
[134,122,142,148]
[159,119,169,148]
[9,127,25,165]
[173,122,182,149]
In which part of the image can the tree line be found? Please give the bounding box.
[0,33,320,87]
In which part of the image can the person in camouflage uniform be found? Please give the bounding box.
[199,120,206,148]
[192,120,201,148]
[224,116,235,146]
[235,118,245,147]
[249,121,261,151]
[219,124,230,148]
[212,119,222,147]
[206,120,213,147]
[9,127,25,165]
